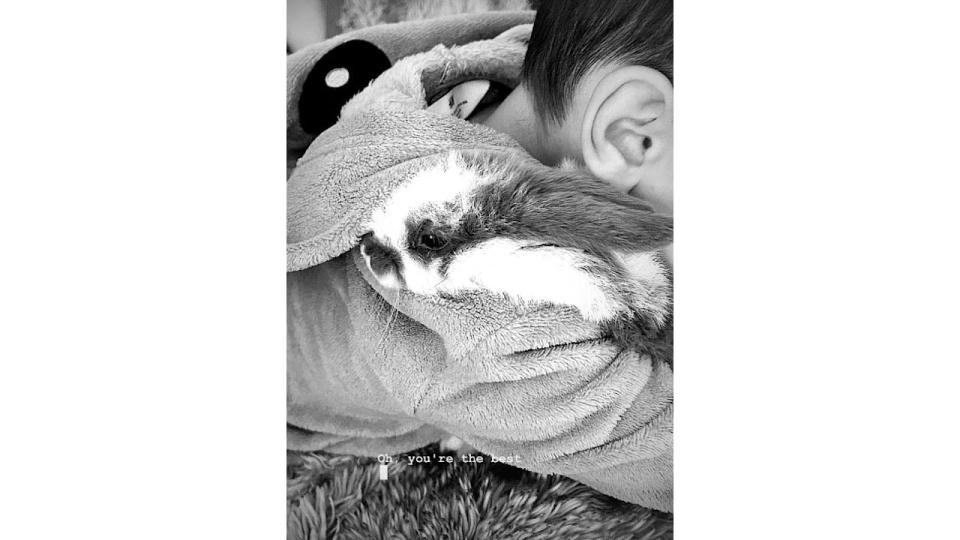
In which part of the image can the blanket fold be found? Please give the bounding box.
[287,14,673,512]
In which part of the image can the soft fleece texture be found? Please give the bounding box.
[287,14,673,512]
[287,11,536,164]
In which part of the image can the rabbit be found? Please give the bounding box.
[359,151,673,350]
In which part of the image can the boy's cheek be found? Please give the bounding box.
[628,182,673,216]
[660,245,673,268]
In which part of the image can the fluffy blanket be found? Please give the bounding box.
[287,12,673,512]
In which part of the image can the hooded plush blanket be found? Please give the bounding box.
[287,12,673,512]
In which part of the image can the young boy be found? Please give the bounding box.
[488,0,671,208]
[287,0,674,512]
[479,0,673,260]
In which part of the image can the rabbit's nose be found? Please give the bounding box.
[360,234,401,278]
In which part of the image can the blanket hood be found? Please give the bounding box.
[287,24,533,271]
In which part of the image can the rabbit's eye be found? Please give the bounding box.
[410,219,450,254]
[418,231,446,251]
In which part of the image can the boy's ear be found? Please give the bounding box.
[579,66,673,208]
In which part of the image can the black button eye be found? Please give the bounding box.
[298,40,391,135]
[418,231,447,251]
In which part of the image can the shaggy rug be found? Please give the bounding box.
[287,444,673,539]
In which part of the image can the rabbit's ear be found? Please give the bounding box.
[565,188,672,253]
[479,162,673,254]
[606,203,674,253]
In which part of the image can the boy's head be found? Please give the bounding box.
[483,0,673,214]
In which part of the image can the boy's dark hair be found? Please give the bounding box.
[522,0,673,125]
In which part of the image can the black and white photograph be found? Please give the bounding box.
[4,1,960,539]
[286,1,673,537]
